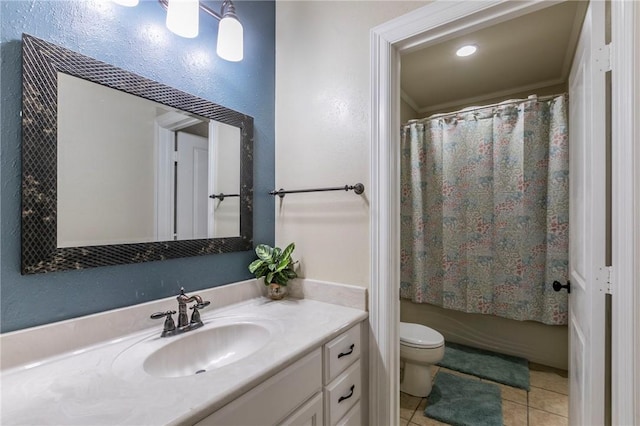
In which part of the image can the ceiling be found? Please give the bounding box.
[401,1,588,116]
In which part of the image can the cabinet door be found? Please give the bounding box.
[280,392,323,426]
[195,349,322,426]
[336,401,361,426]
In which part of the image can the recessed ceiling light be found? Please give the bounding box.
[456,45,477,57]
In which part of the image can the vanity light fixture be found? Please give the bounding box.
[166,0,199,39]
[160,0,243,61]
[456,44,478,57]
[216,2,243,62]
[114,0,244,61]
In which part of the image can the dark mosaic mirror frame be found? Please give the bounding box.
[21,34,253,274]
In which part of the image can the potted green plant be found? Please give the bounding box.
[248,243,298,300]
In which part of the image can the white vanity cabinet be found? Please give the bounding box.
[194,322,364,426]
[1,285,369,426]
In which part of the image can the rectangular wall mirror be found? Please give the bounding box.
[21,34,253,274]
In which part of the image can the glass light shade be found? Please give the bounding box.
[166,0,199,39]
[216,16,243,62]
[112,0,139,6]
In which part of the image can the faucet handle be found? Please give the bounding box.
[189,301,210,325]
[194,300,210,310]
[150,310,177,336]
[150,310,176,320]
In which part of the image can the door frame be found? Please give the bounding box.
[610,1,640,424]
[368,0,640,424]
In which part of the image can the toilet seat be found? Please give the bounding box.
[399,322,444,349]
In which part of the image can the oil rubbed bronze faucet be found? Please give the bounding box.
[150,288,211,337]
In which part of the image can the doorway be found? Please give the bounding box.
[367,1,639,424]
[397,2,583,424]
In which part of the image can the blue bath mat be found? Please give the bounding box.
[424,372,503,426]
[437,342,530,390]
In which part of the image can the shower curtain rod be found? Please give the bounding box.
[412,92,568,123]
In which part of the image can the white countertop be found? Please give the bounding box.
[1,297,367,425]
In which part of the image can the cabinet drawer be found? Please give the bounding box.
[196,348,322,426]
[324,323,361,383]
[324,360,361,426]
[336,401,361,426]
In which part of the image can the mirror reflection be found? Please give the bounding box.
[56,73,240,248]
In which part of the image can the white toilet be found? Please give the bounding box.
[399,321,445,397]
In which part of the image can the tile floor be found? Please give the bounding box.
[400,363,569,426]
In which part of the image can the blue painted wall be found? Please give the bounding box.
[0,1,275,332]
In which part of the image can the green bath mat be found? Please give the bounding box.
[425,372,503,426]
[438,342,530,390]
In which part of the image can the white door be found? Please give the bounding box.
[568,1,607,424]
[176,132,209,239]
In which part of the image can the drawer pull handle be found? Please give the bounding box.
[338,385,355,403]
[337,344,355,359]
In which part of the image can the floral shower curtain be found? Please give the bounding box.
[400,95,569,325]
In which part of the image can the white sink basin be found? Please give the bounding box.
[113,320,272,379]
